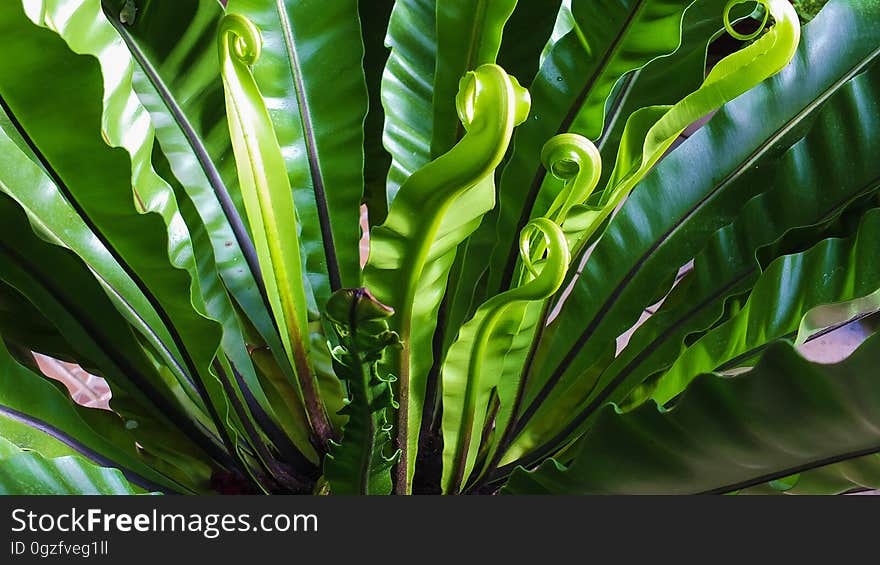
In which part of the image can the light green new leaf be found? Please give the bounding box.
[364,64,530,493]
[218,14,333,449]
[227,0,367,300]
[441,218,569,494]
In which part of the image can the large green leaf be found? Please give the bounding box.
[364,64,530,493]
[500,0,880,471]
[606,60,880,411]
[0,339,197,493]
[649,199,880,406]
[0,0,243,465]
[0,436,143,495]
[504,330,880,494]
[228,0,366,300]
[381,0,437,203]
[0,190,222,486]
[0,123,233,463]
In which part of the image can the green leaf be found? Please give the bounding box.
[323,289,401,495]
[381,0,437,203]
[359,0,395,225]
[608,60,880,411]
[0,449,141,495]
[649,194,880,406]
[503,331,880,494]
[496,0,563,87]
[227,0,367,300]
[431,0,517,157]
[364,64,530,493]
[0,339,195,493]
[502,0,880,470]
[742,453,880,495]
[441,219,569,494]
[0,0,242,467]
[218,14,334,449]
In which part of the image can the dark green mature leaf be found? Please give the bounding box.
[324,289,400,495]
[504,330,880,494]
[501,0,880,469]
[650,203,880,406]
[359,0,395,224]
[0,189,221,484]
[0,124,228,458]
[0,436,143,495]
[0,338,197,493]
[607,61,880,410]
[743,453,880,495]
[228,0,366,300]
[431,0,517,158]
[0,0,242,466]
[381,0,437,203]
[496,0,563,87]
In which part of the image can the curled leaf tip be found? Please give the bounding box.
[218,14,262,65]
[518,218,570,291]
[456,64,531,131]
[539,133,602,229]
[723,0,769,41]
[541,133,601,182]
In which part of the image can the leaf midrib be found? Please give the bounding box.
[0,403,177,494]
[275,0,341,291]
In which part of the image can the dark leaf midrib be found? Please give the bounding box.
[275,0,342,291]
[0,403,179,494]
[701,443,880,495]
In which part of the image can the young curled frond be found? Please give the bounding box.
[219,14,334,449]
[441,218,570,494]
[324,289,401,495]
[540,133,602,227]
[218,14,262,66]
[363,63,531,493]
